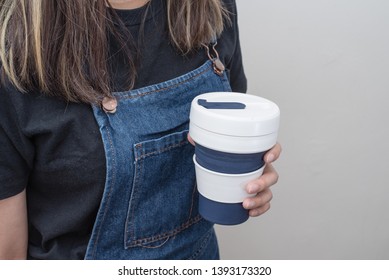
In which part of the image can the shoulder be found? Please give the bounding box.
[222,0,238,14]
[0,77,35,124]
[217,0,240,59]
[0,79,21,118]
[221,0,239,35]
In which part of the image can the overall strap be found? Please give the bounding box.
[202,38,225,76]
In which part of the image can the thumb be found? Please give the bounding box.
[187,133,195,146]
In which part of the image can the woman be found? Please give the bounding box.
[0,0,281,259]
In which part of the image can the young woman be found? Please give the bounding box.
[0,0,281,259]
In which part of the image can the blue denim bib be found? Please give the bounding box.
[85,60,232,259]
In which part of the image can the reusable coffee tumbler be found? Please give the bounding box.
[189,92,280,225]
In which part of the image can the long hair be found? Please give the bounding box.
[0,0,229,104]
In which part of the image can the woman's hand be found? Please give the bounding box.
[243,143,282,217]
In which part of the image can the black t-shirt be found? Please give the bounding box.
[0,0,246,259]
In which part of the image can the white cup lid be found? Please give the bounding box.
[190,92,280,137]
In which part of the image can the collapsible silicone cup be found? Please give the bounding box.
[189,92,280,225]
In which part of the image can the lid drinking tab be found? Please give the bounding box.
[197,99,246,109]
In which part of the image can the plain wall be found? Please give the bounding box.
[215,0,389,259]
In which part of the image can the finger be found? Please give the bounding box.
[265,142,282,163]
[187,133,195,146]
[248,202,271,217]
[243,188,273,210]
[246,163,279,194]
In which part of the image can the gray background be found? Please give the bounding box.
[215,0,389,259]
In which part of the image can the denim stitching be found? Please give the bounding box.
[186,229,213,260]
[135,140,188,161]
[127,145,143,243]
[118,67,212,100]
[90,126,116,258]
[140,237,170,249]
[188,182,197,220]
[126,215,202,247]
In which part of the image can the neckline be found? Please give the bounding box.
[111,0,163,26]
[109,0,150,10]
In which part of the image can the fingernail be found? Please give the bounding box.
[244,200,255,209]
[247,183,257,194]
[266,153,275,163]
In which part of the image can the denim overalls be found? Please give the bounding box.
[84,58,232,259]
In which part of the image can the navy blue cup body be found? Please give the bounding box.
[195,144,267,225]
[195,144,266,174]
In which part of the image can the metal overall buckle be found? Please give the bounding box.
[202,41,225,76]
[101,96,118,114]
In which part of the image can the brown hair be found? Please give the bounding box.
[0,0,229,104]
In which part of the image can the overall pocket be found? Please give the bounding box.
[125,130,201,248]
